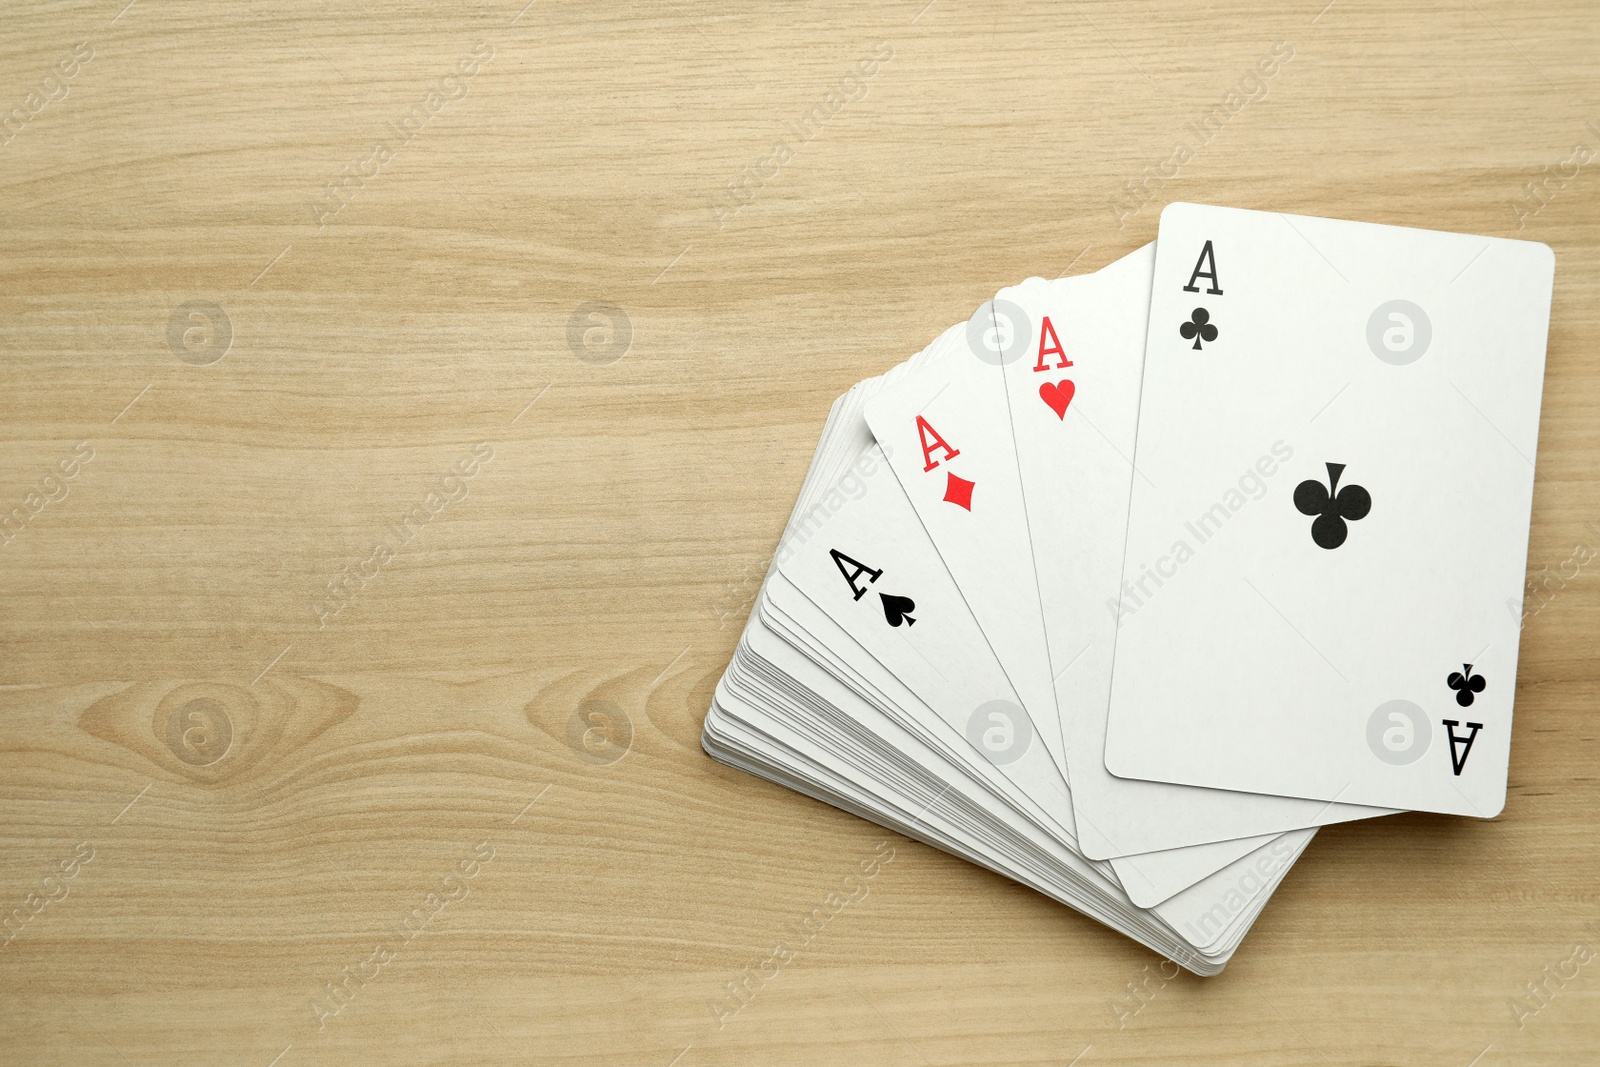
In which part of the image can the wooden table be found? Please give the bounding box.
[3,2,1597,1063]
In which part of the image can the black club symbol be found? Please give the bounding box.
[1293,462,1371,550]
[1446,664,1487,707]
[1179,307,1217,350]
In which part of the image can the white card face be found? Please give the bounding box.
[996,246,1390,857]
[860,312,1287,905]
[774,444,1076,827]
[702,341,1326,971]
[851,256,1361,902]
[863,331,1067,781]
[1106,203,1555,817]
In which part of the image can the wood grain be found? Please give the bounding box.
[2,1,1597,1063]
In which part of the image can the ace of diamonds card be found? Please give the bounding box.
[1104,203,1554,817]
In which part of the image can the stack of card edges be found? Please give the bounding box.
[703,203,1555,974]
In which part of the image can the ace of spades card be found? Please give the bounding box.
[774,444,1078,825]
[1104,203,1554,817]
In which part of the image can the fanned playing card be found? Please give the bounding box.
[701,204,1551,978]
[862,286,1345,905]
[705,382,1315,972]
[993,245,1393,861]
[1105,204,1553,817]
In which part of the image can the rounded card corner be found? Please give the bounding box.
[1101,740,1134,780]
[1157,201,1195,226]
[1477,789,1508,819]
[1531,239,1556,274]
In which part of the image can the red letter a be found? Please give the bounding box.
[1034,316,1072,372]
[915,415,960,472]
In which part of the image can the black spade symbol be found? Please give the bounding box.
[879,593,916,627]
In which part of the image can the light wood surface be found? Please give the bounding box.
[3,1,1598,1063]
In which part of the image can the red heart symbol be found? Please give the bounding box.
[1039,379,1075,419]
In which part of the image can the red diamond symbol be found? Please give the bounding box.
[943,471,975,511]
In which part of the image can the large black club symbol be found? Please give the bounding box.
[1293,462,1371,550]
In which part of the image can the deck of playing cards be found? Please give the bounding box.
[702,204,1555,973]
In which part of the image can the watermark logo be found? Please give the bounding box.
[966,298,1030,366]
[965,699,1031,765]
[1366,699,1431,765]
[1514,521,1600,628]
[311,443,494,629]
[1111,440,1294,625]
[1366,299,1431,365]
[708,840,894,1030]
[772,444,891,570]
[1,441,93,548]
[164,698,233,767]
[1511,125,1599,229]
[707,42,893,230]
[1107,958,1181,1029]
[167,301,233,365]
[1,842,95,948]
[567,698,632,765]
[1109,42,1294,227]
[1506,927,1597,1032]
[710,557,767,632]
[0,41,93,149]
[308,840,497,1029]
[1182,834,1299,945]
[308,43,493,229]
[567,302,632,366]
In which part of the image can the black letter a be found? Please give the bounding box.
[1442,719,1483,776]
[829,548,882,601]
[1183,240,1223,294]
